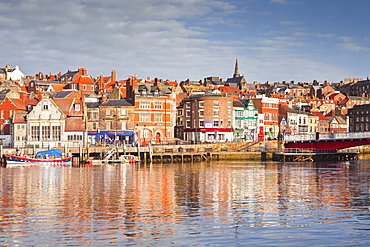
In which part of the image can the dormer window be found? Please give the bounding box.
[75,104,81,111]
[141,88,147,96]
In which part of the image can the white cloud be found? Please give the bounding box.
[270,0,289,5]
[0,0,367,83]
[280,21,302,25]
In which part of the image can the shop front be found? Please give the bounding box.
[88,130,134,145]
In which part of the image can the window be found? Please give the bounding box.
[121,109,127,116]
[43,103,48,110]
[68,135,82,140]
[41,126,50,140]
[200,120,204,127]
[199,110,204,117]
[92,112,97,119]
[140,113,150,122]
[186,102,190,108]
[186,120,191,128]
[75,104,81,111]
[214,101,219,107]
[92,122,97,130]
[52,126,61,140]
[140,101,150,109]
[72,84,77,90]
[121,121,127,130]
[214,120,219,127]
[31,126,40,141]
[236,120,242,128]
[107,121,112,129]
[106,109,111,116]
[199,101,204,107]
[154,113,162,122]
[214,110,219,117]
[154,102,162,109]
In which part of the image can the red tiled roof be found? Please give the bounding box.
[311,111,329,120]
[65,118,85,131]
[20,86,27,92]
[70,75,95,85]
[25,99,39,106]
[52,84,66,91]
[13,112,26,123]
[8,99,27,110]
[52,98,84,117]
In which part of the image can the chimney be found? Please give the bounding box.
[38,91,43,100]
[101,94,107,103]
[111,70,116,82]
[20,92,27,101]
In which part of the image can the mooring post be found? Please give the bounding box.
[0,144,4,167]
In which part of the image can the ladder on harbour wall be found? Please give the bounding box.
[104,148,117,160]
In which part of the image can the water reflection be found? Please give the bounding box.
[1,161,370,246]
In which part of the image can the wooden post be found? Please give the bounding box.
[0,144,4,167]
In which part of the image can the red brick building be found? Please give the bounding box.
[182,94,234,143]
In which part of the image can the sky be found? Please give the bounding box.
[1,0,369,83]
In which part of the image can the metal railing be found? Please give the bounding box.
[284,132,370,142]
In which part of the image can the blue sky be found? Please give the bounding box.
[1,0,369,83]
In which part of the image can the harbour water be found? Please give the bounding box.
[1,159,370,246]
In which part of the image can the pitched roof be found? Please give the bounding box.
[52,84,66,91]
[100,99,133,107]
[8,99,27,110]
[311,111,329,120]
[70,75,95,85]
[52,98,84,117]
[65,118,85,131]
[13,112,26,124]
[86,102,100,108]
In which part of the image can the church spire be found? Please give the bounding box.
[233,59,240,78]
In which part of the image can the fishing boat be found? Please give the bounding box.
[4,149,72,167]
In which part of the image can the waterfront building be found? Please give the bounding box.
[327,113,348,133]
[307,113,319,134]
[253,96,279,140]
[347,104,370,132]
[182,94,234,143]
[279,104,298,135]
[233,99,258,142]
[25,94,85,149]
[0,98,26,147]
[311,111,330,133]
[345,77,370,97]
[126,79,175,145]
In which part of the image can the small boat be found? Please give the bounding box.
[4,149,72,167]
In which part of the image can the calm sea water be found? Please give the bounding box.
[1,159,370,246]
